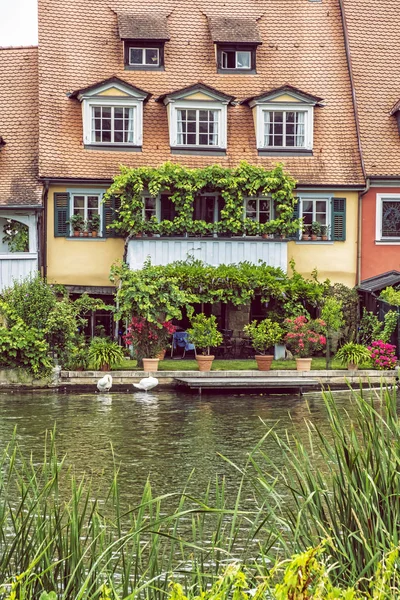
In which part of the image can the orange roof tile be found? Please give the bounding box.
[208,17,261,44]
[37,0,364,186]
[0,47,41,205]
[342,0,400,178]
[117,13,170,41]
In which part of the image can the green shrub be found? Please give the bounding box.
[335,342,371,366]
[88,337,125,369]
[2,274,58,330]
[379,286,400,306]
[187,314,223,355]
[243,319,283,354]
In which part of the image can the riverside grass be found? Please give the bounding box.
[2,388,400,598]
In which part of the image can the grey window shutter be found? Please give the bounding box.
[331,198,346,241]
[54,192,70,237]
[103,196,121,237]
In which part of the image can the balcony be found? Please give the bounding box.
[127,236,288,271]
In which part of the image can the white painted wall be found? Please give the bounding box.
[127,238,288,271]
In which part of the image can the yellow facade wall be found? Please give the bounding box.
[47,186,124,287]
[287,191,358,287]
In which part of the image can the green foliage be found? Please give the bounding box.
[379,286,400,306]
[105,161,301,238]
[321,297,345,369]
[88,337,125,369]
[243,319,283,354]
[63,334,89,370]
[0,300,52,376]
[111,259,327,321]
[2,219,29,252]
[335,342,371,366]
[359,309,398,345]
[187,314,223,355]
[328,283,359,341]
[254,388,400,592]
[2,275,58,330]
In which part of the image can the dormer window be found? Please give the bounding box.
[208,17,261,74]
[117,13,169,71]
[243,85,324,156]
[156,83,235,154]
[68,77,150,150]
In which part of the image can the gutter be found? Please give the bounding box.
[42,181,49,279]
[338,0,367,287]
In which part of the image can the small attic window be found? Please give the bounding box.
[208,17,261,74]
[117,13,170,71]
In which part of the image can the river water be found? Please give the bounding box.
[0,388,356,507]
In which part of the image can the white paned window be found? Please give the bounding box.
[301,198,328,227]
[194,194,220,223]
[91,106,134,144]
[245,197,272,223]
[143,196,158,221]
[263,110,306,148]
[221,50,251,70]
[177,109,219,146]
[376,195,400,240]
[71,194,102,235]
[129,47,159,66]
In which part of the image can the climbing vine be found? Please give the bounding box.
[105,161,301,237]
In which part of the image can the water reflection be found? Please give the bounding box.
[0,389,358,508]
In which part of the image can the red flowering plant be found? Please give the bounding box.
[284,315,327,358]
[123,316,176,363]
[368,340,397,370]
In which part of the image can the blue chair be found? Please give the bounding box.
[171,331,196,358]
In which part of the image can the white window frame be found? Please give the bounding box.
[169,100,228,149]
[194,193,220,223]
[82,97,143,147]
[129,47,160,67]
[142,194,161,221]
[299,194,331,240]
[244,197,273,222]
[221,50,251,70]
[67,188,105,237]
[376,194,400,242]
[254,103,314,150]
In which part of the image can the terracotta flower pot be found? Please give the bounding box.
[143,358,159,372]
[83,231,89,237]
[311,234,318,241]
[73,231,80,237]
[302,234,310,241]
[255,355,274,371]
[296,357,312,371]
[156,348,166,360]
[321,235,328,241]
[348,362,358,371]
[196,355,215,372]
[91,231,97,237]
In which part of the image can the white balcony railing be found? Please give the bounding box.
[127,237,287,271]
[0,253,38,292]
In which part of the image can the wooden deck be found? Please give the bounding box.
[174,376,320,394]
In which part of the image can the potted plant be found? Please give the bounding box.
[302,224,311,241]
[320,225,329,241]
[311,221,321,240]
[243,318,282,370]
[336,342,371,371]
[284,316,326,371]
[67,214,85,237]
[89,214,101,237]
[145,216,160,237]
[187,314,223,372]
[260,222,274,239]
[123,316,176,371]
[88,337,125,371]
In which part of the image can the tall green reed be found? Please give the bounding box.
[248,386,400,591]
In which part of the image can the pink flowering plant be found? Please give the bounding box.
[284,316,327,358]
[368,340,397,370]
[123,316,176,361]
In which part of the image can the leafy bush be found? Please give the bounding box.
[368,340,397,369]
[335,342,371,367]
[284,316,326,357]
[2,274,58,330]
[88,337,125,369]
[243,319,283,354]
[187,314,223,355]
[379,286,400,306]
[359,308,398,345]
[123,316,176,362]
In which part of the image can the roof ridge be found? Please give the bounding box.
[0,45,38,51]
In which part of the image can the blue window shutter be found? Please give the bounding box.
[331,198,346,241]
[54,192,70,237]
[103,196,121,237]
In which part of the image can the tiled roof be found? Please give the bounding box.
[37,0,364,186]
[208,17,261,44]
[117,13,170,41]
[342,0,400,177]
[0,47,41,206]
[68,76,151,100]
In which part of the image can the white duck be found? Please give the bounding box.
[97,374,112,392]
[133,376,159,392]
